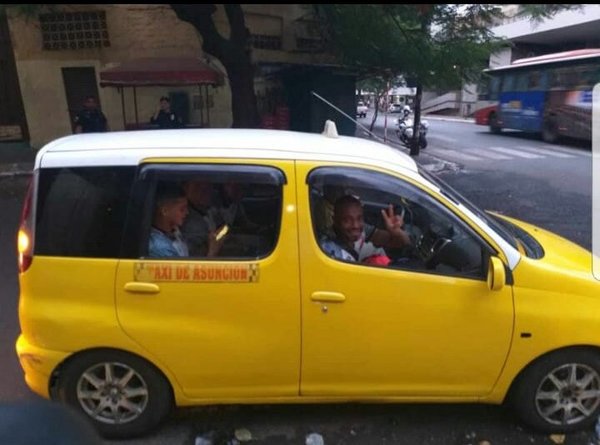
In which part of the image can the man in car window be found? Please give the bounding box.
[148,183,189,258]
[181,180,227,257]
[320,195,411,264]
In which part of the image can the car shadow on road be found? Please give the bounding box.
[152,402,593,445]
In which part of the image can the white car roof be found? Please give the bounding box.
[37,128,418,174]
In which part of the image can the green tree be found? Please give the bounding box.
[315,4,582,156]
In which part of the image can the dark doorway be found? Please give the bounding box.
[62,67,101,133]
[169,91,190,126]
[279,66,357,136]
[0,11,29,141]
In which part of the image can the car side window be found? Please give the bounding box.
[122,164,285,260]
[36,166,135,258]
[308,167,492,280]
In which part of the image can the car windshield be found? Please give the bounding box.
[418,167,518,250]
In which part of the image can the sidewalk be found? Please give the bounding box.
[0,142,36,177]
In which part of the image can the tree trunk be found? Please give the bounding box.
[170,4,260,129]
[369,88,388,133]
[225,53,260,128]
[409,82,423,156]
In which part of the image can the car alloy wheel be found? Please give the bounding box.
[57,350,173,438]
[534,363,600,426]
[512,349,600,432]
[77,361,149,425]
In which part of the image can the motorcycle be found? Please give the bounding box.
[396,114,429,149]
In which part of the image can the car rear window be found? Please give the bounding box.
[35,166,135,258]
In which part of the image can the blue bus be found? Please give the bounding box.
[475,49,600,143]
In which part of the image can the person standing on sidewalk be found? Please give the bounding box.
[150,96,183,129]
[73,96,108,133]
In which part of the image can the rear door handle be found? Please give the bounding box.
[311,291,346,303]
[124,282,160,294]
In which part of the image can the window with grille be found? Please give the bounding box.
[295,37,322,52]
[249,34,282,51]
[40,11,110,51]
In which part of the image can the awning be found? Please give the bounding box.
[99,57,224,87]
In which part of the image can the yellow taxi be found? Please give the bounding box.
[16,124,600,438]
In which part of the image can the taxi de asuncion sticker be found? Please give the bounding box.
[134,261,259,283]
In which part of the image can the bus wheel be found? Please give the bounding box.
[489,113,501,134]
[542,119,559,144]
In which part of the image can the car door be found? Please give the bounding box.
[115,160,301,399]
[297,162,514,398]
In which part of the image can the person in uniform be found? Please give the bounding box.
[73,95,108,133]
[150,96,183,129]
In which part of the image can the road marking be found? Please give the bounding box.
[430,134,457,143]
[466,149,511,160]
[428,148,483,161]
[516,145,574,158]
[487,146,543,159]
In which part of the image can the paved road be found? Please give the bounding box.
[358,111,592,250]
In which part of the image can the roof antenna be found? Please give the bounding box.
[311,91,389,145]
[322,120,339,138]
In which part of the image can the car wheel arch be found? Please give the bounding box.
[49,347,176,402]
[504,345,600,404]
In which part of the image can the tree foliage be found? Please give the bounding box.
[315,4,582,155]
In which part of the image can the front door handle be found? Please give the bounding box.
[124,282,160,294]
[311,291,346,303]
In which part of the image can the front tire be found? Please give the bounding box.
[56,350,173,439]
[511,349,600,433]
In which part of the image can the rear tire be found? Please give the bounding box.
[489,113,501,134]
[56,350,173,439]
[511,349,600,433]
[542,118,559,144]
[419,136,428,149]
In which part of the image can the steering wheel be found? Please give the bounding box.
[413,230,453,269]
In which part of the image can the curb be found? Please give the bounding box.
[0,162,33,178]
[0,170,32,178]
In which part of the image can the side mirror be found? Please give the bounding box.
[487,256,506,291]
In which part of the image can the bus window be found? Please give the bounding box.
[576,64,597,90]
[515,72,528,92]
[550,68,568,90]
[528,71,542,91]
[501,74,515,93]
[489,76,501,101]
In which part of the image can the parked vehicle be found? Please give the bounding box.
[16,123,600,438]
[396,113,429,149]
[356,101,368,118]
